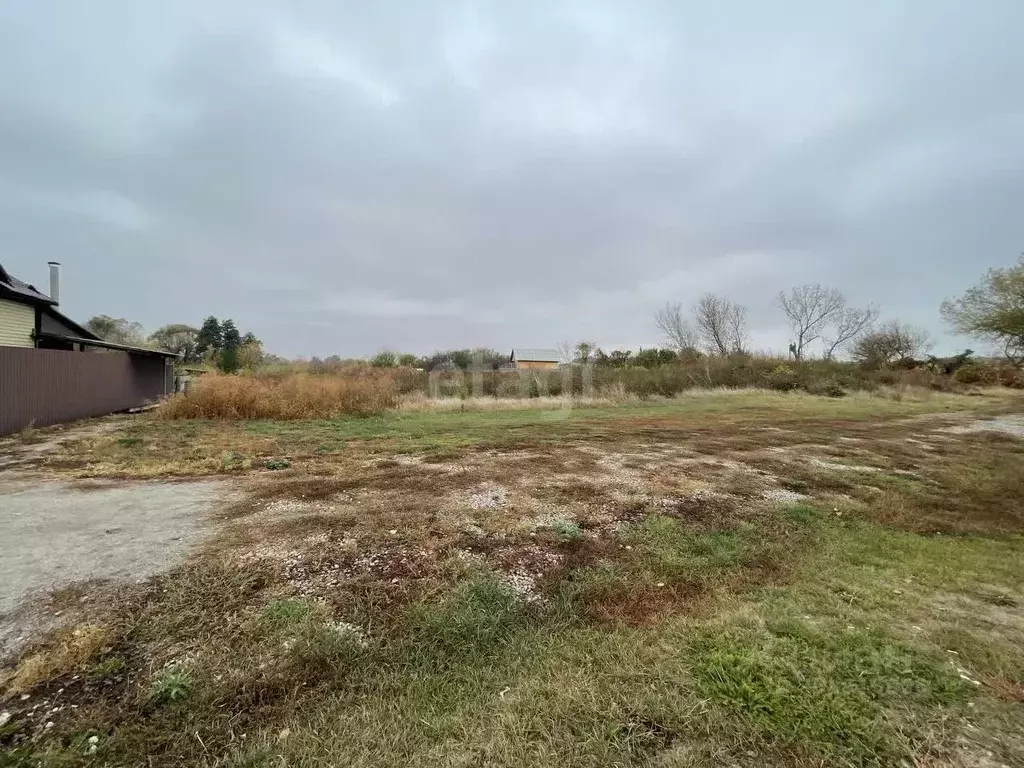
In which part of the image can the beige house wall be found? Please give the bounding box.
[0,298,34,348]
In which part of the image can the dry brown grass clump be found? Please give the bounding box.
[161,371,398,420]
[3,624,113,694]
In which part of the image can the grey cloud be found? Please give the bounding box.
[1,0,1022,358]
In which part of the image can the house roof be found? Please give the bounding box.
[0,263,55,306]
[0,262,101,341]
[35,331,178,358]
[41,305,101,341]
[511,348,561,362]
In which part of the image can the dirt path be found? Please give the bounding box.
[0,419,123,472]
[0,475,227,656]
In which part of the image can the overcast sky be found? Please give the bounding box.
[1,1,1021,358]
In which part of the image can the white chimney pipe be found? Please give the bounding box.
[48,261,61,305]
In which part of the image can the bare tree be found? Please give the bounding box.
[777,285,845,360]
[694,293,747,355]
[890,323,932,362]
[557,340,596,364]
[654,302,698,352]
[725,303,749,354]
[556,341,576,365]
[852,321,931,368]
[823,304,879,360]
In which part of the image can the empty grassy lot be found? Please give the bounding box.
[2,389,1023,767]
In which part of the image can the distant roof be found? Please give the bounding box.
[0,263,55,306]
[512,348,561,362]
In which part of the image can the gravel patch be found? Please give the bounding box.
[942,415,1024,439]
[762,488,810,504]
[392,455,424,466]
[810,459,883,473]
[502,569,542,601]
[467,483,508,510]
[517,510,577,532]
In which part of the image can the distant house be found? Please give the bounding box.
[509,348,561,371]
[0,262,178,435]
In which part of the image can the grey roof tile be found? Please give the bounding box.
[0,263,54,304]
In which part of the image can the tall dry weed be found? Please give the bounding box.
[161,372,397,420]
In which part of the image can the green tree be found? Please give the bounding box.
[370,350,398,367]
[419,348,505,371]
[633,348,678,367]
[218,320,242,373]
[85,315,146,346]
[941,255,1024,368]
[221,320,241,348]
[238,338,264,371]
[574,341,596,364]
[148,324,199,362]
[595,349,632,368]
[219,346,240,373]
[195,316,222,358]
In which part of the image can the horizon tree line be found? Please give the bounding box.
[84,314,263,373]
[85,254,1024,373]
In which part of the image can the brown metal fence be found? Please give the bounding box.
[0,347,171,435]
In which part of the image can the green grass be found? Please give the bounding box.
[258,598,314,631]
[148,667,193,707]
[689,621,967,764]
[552,519,584,542]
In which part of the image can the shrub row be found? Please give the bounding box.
[164,357,1021,420]
[410,358,990,399]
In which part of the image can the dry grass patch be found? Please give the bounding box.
[584,579,712,627]
[398,392,640,412]
[233,464,482,513]
[163,371,398,419]
[851,436,1024,535]
[2,624,114,695]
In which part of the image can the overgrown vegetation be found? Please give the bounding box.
[161,370,398,419]
[161,355,1024,422]
[4,391,1023,766]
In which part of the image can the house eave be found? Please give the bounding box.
[34,331,179,358]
